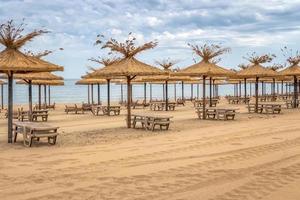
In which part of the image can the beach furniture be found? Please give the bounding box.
[286,99,299,108]
[195,107,236,120]
[247,103,281,114]
[13,122,59,147]
[131,114,173,131]
[150,101,176,111]
[65,104,84,114]
[31,109,49,121]
[176,98,185,106]
[132,100,150,109]
[91,105,121,116]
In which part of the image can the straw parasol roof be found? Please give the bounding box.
[280,65,300,76]
[0,49,63,73]
[179,60,234,77]
[236,53,278,78]
[0,72,63,81]
[85,57,166,78]
[17,79,64,86]
[237,64,279,78]
[76,78,107,85]
[178,44,233,77]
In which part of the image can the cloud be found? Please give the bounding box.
[0,0,300,77]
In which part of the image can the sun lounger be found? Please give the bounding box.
[13,122,59,147]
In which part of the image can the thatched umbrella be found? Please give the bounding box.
[0,80,5,109]
[178,44,233,119]
[279,53,300,108]
[0,20,63,143]
[17,79,64,106]
[85,33,166,127]
[1,72,63,113]
[140,75,191,109]
[76,78,107,105]
[237,53,277,112]
[86,57,122,114]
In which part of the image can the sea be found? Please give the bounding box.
[0,79,276,105]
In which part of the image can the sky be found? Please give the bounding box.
[1,0,300,78]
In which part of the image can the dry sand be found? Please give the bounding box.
[0,99,300,200]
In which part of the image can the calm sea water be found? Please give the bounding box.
[0,79,276,105]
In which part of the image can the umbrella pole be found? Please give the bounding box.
[28,80,32,121]
[97,83,100,105]
[255,77,259,113]
[239,81,241,97]
[181,81,184,100]
[38,84,41,110]
[250,83,252,97]
[107,79,110,116]
[191,84,193,100]
[7,72,13,143]
[144,82,147,103]
[281,81,284,95]
[150,83,152,101]
[272,78,275,101]
[1,84,3,109]
[244,78,247,104]
[203,76,206,119]
[126,76,132,128]
[44,85,47,106]
[87,85,90,104]
[293,75,298,108]
[91,84,94,104]
[209,77,212,107]
[163,84,165,101]
[174,83,177,101]
[120,84,123,103]
[165,81,168,111]
[48,86,51,106]
[197,83,199,100]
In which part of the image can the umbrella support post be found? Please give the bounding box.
[91,84,94,104]
[28,81,32,121]
[294,76,298,108]
[126,76,135,128]
[48,86,51,106]
[98,83,100,105]
[209,77,212,107]
[144,82,147,103]
[174,83,176,101]
[8,73,13,143]
[1,84,4,110]
[107,79,110,116]
[203,76,206,119]
[87,85,90,104]
[181,81,184,101]
[38,84,41,110]
[44,85,47,106]
[244,78,247,104]
[165,81,168,111]
[150,83,152,101]
[255,77,259,113]
[120,84,123,103]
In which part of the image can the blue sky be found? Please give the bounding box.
[1,0,300,78]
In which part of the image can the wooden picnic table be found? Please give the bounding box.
[247,103,282,114]
[13,121,59,147]
[149,102,176,111]
[131,114,173,131]
[195,107,238,120]
[31,109,49,121]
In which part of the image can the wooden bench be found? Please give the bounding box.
[263,104,281,114]
[247,104,263,113]
[195,107,237,120]
[65,104,84,114]
[31,110,49,121]
[102,106,121,115]
[131,114,173,131]
[13,122,59,147]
